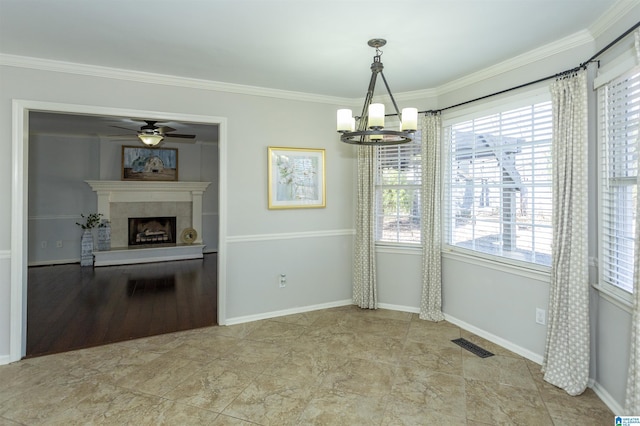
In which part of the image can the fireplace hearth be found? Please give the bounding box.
[128,217,177,246]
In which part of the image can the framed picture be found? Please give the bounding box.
[121,146,178,181]
[268,147,326,209]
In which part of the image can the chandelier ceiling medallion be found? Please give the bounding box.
[337,38,417,146]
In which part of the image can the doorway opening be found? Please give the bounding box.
[10,101,227,361]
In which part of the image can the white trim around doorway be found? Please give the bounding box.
[9,100,228,362]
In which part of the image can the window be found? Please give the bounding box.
[375,124,422,244]
[599,66,639,295]
[443,100,553,266]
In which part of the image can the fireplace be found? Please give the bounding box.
[87,180,210,266]
[128,217,177,246]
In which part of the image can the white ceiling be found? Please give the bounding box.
[0,0,630,139]
[0,0,627,98]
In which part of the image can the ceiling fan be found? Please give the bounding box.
[110,120,196,146]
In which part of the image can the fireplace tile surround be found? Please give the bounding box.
[86,180,210,266]
[111,202,190,247]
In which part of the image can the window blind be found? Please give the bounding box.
[444,101,553,266]
[375,118,422,244]
[599,67,639,294]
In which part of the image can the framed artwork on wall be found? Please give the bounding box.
[121,146,178,181]
[268,146,326,209]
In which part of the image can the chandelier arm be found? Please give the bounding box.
[379,71,402,117]
[340,130,413,145]
[357,70,379,132]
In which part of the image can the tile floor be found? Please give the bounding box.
[0,306,613,425]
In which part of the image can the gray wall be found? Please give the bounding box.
[27,132,220,264]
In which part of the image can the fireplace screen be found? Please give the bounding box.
[128,217,177,246]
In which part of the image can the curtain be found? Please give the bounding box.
[419,113,445,321]
[542,70,590,396]
[624,29,640,416]
[353,145,377,309]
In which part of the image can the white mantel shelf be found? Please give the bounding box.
[85,180,211,203]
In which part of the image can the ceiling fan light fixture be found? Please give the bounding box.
[337,39,416,146]
[138,133,164,146]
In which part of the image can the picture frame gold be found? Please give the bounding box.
[268,147,326,209]
[121,146,178,181]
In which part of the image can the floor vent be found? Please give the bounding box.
[451,338,494,358]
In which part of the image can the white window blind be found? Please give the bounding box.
[375,120,422,244]
[599,66,639,294]
[444,101,553,266]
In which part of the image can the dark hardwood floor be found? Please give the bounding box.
[26,253,218,358]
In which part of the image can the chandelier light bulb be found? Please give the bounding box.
[368,103,385,128]
[337,109,354,132]
[401,108,418,132]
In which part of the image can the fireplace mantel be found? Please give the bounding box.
[86,180,211,245]
[85,181,211,266]
[86,180,211,194]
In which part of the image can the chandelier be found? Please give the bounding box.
[337,39,417,145]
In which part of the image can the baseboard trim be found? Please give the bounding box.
[224,299,353,325]
[28,258,78,267]
[377,303,420,314]
[590,379,625,415]
[443,313,545,365]
[376,303,544,364]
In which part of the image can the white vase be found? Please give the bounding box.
[80,229,94,266]
[97,221,111,251]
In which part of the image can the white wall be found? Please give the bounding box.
[0,64,357,360]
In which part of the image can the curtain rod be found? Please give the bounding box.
[382,20,640,117]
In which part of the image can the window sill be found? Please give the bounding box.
[592,283,633,313]
[375,243,422,255]
[442,247,551,283]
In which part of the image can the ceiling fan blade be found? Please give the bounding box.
[157,126,176,133]
[164,138,197,144]
[165,133,196,139]
[109,125,138,132]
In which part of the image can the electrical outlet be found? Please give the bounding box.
[40,241,47,249]
[536,308,546,325]
[279,274,286,288]
[56,240,63,248]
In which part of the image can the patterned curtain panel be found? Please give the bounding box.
[419,114,445,321]
[353,145,377,309]
[624,29,640,416]
[542,70,590,396]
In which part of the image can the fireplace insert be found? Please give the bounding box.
[128,216,177,246]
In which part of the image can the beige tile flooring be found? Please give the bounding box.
[0,306,613,425]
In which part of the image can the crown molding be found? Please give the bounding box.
[0,0,634,107]
[0,53,352,106]
[589,0,640,39]
[391,29,594,101]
